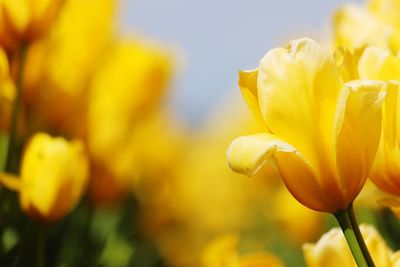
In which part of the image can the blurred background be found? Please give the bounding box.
[121,0,363,123]
[3,0,397,267]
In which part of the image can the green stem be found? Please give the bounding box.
[37,226,46,267]
[5,44,27,173]
[334,209,368,267]
[347,204,376,267]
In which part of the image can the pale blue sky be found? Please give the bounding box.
[120,0,363,123]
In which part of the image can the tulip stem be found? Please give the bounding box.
[347,203,376,267]
[334,209,368,267]
[37,226,46,267]
[5,44,27,173]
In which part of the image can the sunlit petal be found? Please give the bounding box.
[334,80,386,204]
[258,37,341,184]
[227,133,330,211]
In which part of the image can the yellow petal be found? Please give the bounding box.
[227,133,332,211]
[358,46,400,80]
[380,82,399,151]
[392,251,400,267]
[257,37,341,181]
[201,234,239,267]
[303,228,354,267]
[238,69,266,128]
[28,0,62,40]
[371,143,400,195]
[274,149,335,212]
[334,46,360,82]
[0,173,21,191]
[0,48,9,78]
[368,0,400,28]
[334,4,393,50]
[304,225,393,267]
[368,81,400,195]
[1,0,30,35]
[238,252,284,267]
[334,80,386,204]
[20,133,89,223]
[227,133,295,177]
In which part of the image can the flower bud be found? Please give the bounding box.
[20,132,89,223]
[303,224,393,267]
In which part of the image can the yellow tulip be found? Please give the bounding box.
[368,0,400,28]
[237,253,284,267]
[352,46,400,196]
[201,235,283,267]
[22,0,115,134]
[227,38,386,213]
[89,111,180,204]
[0,0,62,50]
[20,132,89,223]
[334,2,400,52]
[146,98,283,267]
[88,39,171,160]
[303,224,393,267]
[87,40,171,203]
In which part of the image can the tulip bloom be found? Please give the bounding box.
[20,133,89,223]
[201,235,283,267]
[334,2,400,53]
[303,225,394,267]
[23,0,115,134]
[352,46,400,197]
[227,38,386,213]
[0,0,62,50]
[88,40,171,203]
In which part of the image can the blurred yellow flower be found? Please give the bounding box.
[20,132,89,223]
[89,111,182,204]
[87,40,171,203]
[201,235,283,267]
[334,1,400,52]
[353,47,400,196]
[368,0,400,28]
[227,38,386,213]
[146,97,288,267]
[336,45,400,201]
[23,0,115,134]
[0,0,62,50]
[303,224,393,267]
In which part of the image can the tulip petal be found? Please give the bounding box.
[0,173,21,191]
[2,0,30,34]
[371,144,400,196]
[334,80,386,204]
[374,83,400,195]
[238,69,266,127]
[334,46,360,82]
[227,133,333,212]
[358,46,400,81]
[334,4,393,50]
[227,133,294,177]
[257,38,341,179]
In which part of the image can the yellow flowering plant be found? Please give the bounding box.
[303,224,395,267]
[227,37,386,266]
[2,0,400,266]
[19,133,89,224]
[0,0,62,50]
